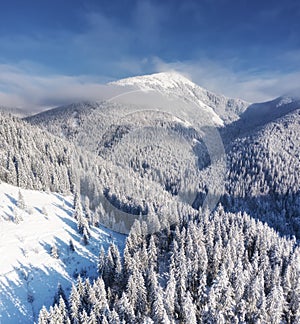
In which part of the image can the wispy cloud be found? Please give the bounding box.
[1,56,300,111]
[0,64,111,110]
[0,1,300,109]
[153,57,300,102]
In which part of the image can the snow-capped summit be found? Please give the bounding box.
[111,71,196,90]
[112,71,250,124]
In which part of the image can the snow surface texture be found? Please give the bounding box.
[0,183,125,324]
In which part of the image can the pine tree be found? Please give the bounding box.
[101,314,109,324]
[182,292,197,324]
[104,243,122,286]
[69,239,75,252]
[266,285,285,323]
[151,285,169,323]
[284,252,300,323]
[73,191,81,214]
[73,191,91,236]
[74,199,85,234]
[50,244,59,259]
[116,292,135,323]
[147,265,158,305]
[127,267,147,317]
[80,309,89,324]
[58,295,69,323]
[69,283,81,324]
[13,207,22,224]
[164,267,176,318]
[148,235,158,270]
[88,311,97,324]
[51,304,63,323]
[17,189,26,210]
[93,277,109,317]
[98,245,105,277]
[83,227,89,245]
[107,309,120,324]
[38,305,49,324]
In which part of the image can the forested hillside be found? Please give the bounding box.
[26,80,300,239]
[0,111,195,234]
[1,73,299,323]
[40,207,300,323]
[224,109,300,237]
[0,112,76,192]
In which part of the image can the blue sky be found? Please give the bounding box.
[1,0,300,108]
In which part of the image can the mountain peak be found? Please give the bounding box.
[111,71,196,90]
[111,71,251,125]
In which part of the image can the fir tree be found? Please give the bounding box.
[17,189,26,210]
[50,244,59,259]
[38,305,49,324]
[69,239,75,252]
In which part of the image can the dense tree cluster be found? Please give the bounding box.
[0,113,75,192]
[225,109,300,237]
[39,207,300,323]
[27,104,205,200]
[0,112,166,232]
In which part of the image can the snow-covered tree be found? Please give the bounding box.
[50,244,59,259]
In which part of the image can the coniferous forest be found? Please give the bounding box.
[0,73,299,323]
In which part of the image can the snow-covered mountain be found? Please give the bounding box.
[27,72,300,145]
[240,95,300,128]
[0,71,300,323]
[24,72,300,237]
[111,71,250,124]
[25,73,232,231]
[25,73,250,209]
[26,72,250,139]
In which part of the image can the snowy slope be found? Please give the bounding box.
[221,95,300,143]
[0,183,126,324]
[240,95,300,129]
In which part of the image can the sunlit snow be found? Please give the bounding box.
[0,183,125,324]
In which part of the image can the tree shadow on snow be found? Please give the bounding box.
[5,194,17,206]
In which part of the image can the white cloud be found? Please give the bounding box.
[0,1,300,108]
[152,57,300,102]
[1,58,300,112]
[0,64,111,111]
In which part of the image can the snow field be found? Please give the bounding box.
[0,183,125,323]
